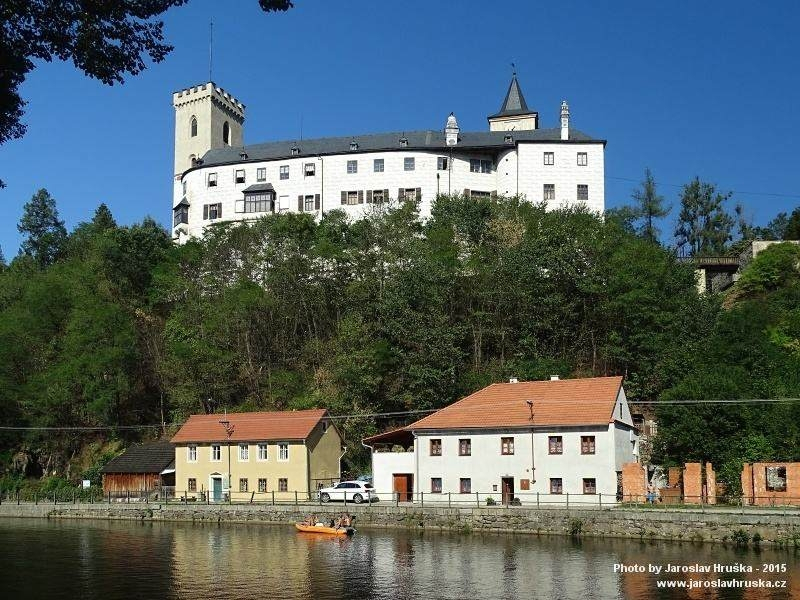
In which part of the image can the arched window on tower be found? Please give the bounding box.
[190,116,197,137]
[223,121,230,145]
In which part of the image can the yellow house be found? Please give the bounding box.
[171,409,344,502]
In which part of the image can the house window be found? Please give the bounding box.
[203,203,222,220]
[347,160,358,174]
[304,195,316,211]
[550,478,563,494]
[211,444,221,461]
[577,185,589,202]
[581,436,596,455]
[437,157,448,171]
[304,163,315,177]
[188,478,197,492]
[257,443,268,461]
[470,190,491,199]
[258,478,267,493]
[543,184,555,201]
[431,478,442,493]
[371,189,385,204]
[279,165,289,180]
[190,116,197,137]
[501,437,514,455]
[577,152,588,166]
[544,152,554,165]
[583,478,597,494]
[373,158,384,172]
[222,121,230,145]
[350,140,359,151]
[278,478,288,492]
[404,157,415,171]
[458,439,471,456]
[244,193,272,213]
[430,439,442,456]
[235,169,245,184]
[257,167,266,182]
[239,478,248,492]
[548,436,563,455]
[207,172,218,187]
[173,205,189,227]
[291,146,300,156]
[460,478,471,494]
[278,443,289,461]
[187,445,197,462]
[766,466,787,492]
[238,443,249,461]
[402,188,419,202]
[469,159,492,173]
[346,191,359,205]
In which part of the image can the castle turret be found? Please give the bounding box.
[560,100,570,141]
[445,112,460,146]
[487,73,538,131]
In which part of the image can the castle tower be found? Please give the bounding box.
[487,72,538,132]
[445,112,460,146]
[172,82,246,177]
[560,100,570,140]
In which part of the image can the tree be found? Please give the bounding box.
[784,207,800,241]
[0,245,5,270]
[0,0,293,186]
[17,188,67,268]
[631,168,669,243]
[675,177,734,256]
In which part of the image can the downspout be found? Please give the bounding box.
[318,156,325,216]
[337,445,348,481]
[413,431,419,503]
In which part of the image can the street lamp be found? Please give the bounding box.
[219,418,235,499]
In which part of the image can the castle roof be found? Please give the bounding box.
[488,74,536,119]
[193,128,602,172]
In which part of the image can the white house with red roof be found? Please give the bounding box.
[363,376,638,505]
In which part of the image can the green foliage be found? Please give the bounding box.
[630,168,669,243]
[675,177,734,256]
[784,208,800,241]
[17,189,67,268]
[736,243,800,296]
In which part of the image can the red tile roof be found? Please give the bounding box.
[171,409,328,443]
[406,376,624,431]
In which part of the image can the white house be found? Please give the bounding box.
[171,75,606,243]
[363,376,638,505]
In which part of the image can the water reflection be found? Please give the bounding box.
[0,518,797,600]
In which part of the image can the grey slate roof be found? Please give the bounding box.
[488,75,535,119]
[101,441,175,474]
[242,183,275,193]
[197,127,602,169]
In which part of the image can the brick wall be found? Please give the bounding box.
[705,463,716,505]
[742,463,753,504]
[746,462,800,506]
[683,463,702,504]
[621,462,646,502]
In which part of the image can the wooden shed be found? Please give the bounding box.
[101,441,175,498]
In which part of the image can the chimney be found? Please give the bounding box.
[445,112,460,146]
[509,377,519,384]
[550,375,560,381]
[560,100,569,141]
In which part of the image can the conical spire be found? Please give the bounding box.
[489,73,533,118]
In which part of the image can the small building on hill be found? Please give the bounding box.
[171,409,344,502]
[363,376,638,504]
[101,440,176,498]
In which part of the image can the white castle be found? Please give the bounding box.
[171,75,605,242]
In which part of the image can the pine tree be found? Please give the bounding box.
[91,203,117,232]
[0,244,5,269]
[675,177,734,256]
[17,188,68,268]
[631,168,669,243]
[784,207,800,241]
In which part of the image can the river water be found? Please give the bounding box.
[1,518,797,599]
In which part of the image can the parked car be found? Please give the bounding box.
[318,481,377,504]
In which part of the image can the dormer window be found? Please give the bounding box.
[239,151,248,160]
[504,134,513,144]
[399,136,409,147]
[350,140,359,151]
[291,146,300,156]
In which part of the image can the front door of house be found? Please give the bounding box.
[501,477,514,505]
[212,477,223,502]
[393,474,413,502]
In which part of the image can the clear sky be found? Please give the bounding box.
[1,0,798,257]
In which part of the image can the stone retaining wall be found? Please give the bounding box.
[1,502,799,547]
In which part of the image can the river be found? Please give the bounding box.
[1,518,797,599]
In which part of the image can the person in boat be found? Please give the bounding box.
[341,513,351,527]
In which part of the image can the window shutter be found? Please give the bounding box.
[314,194,320,210]
[217,203,222,217]
[398,188,404,202]
[415,188,422,201]
[203,205,208,219]
[298,195,303,212]
[384,189,389,201]
[358,190,364,204]
[366,190,373,203]
[464,188,471,198]
[341,191,347,205]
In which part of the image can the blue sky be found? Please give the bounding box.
[1,0,798,257]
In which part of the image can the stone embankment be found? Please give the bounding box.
[1,502,799,547]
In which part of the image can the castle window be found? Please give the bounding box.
[190,116,197,137]
[399,136,408,147]
[173,205,189,227]
[400,187,420,202]
[347,160,358,174]
[304,195,316,211]
[244,193,273,213]
[304,163,316,177]
[404,157,415,171]
[470,190,491,199]
[544,152,554,165]
[207,172,218,187]
[437,157,448,171]
[257,168,266,182]
[543,184,555,201]
[203,203,222,220]
[373,159,384,173]
[550,478,562,494]
[350,140,359,151]
[577,184,589,202]
[280,165,289,180]
[470,159,492,173]
[369,189,385,204]
[291,146,300,156]
[583,478,597,494]
[346,191,359,205]
[235,169,245,184]
[577,152,588,166]
[223,121,230,145]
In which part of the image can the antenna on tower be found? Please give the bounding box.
[209,19,214,82]
[300,114,303,141]
[511,62,516,77]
